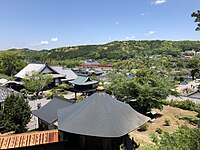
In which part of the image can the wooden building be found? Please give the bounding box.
[32,96,74,130]
[69,76,98,99]
[14,63,77,87]
[57,92,150,150]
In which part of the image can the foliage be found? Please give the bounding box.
[192,10,200,31]
[163,119,171,126]
[191,69,200,80]
[186,58,200,68]
[57,84,70,91]
[23,71,53,97]
[2,41,200,63]
[0,50,27,76]
[138,123,149,132]
[155,128,163,134]
[151,126,200,150]
[197,109,200,118]
[162,100,200,112]
[0,94,31,133]
[45,92,54,99]
[107,63,177,113]
[20,88,27,94]
[180,116,200,126]
[76,95,86,102]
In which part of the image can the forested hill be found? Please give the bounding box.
[8,40,200,62]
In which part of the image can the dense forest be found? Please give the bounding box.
[5,40,200,62]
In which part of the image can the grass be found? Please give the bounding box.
[129,106,198,149]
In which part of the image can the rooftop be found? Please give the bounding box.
[58,92,150,137]
[69,76,98,86]
[32,96,74,124]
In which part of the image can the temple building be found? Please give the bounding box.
[58,92,150,150]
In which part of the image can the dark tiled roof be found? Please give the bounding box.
[32,96,74,124]
[58,92,150,137]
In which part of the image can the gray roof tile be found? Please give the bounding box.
[58,92,150,137]
[32,96,74,124]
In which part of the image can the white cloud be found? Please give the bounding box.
[152,0,167,5]
[115,21,119,25]
[40,41,49,45]
[145,31,156,36]
[50,37,58,42]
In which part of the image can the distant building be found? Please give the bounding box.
[80,59,112,70]
[69,76,98,99]
[14,63,77,87]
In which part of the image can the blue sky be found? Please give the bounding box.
[0,0,200,50]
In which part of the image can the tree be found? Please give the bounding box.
[0,50,27,76]
[186,58,200,68]
[192,10,200,31]
[107,67,177,114]
[0,94,31,133]
[150,126,200,150]
[23,71,53,97]
[191,69,200,80]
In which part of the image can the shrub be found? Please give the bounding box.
[156,128,163,134]
[76,96,86,102]
[162,100,200,113]
[164,119,171,126]
[57,84,69,90]
[45,92,53,99]
[197,110,200,118]
[138,123,149,132]
[178,100,196,111]
[20,88,27,94]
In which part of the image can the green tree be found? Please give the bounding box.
[0,50,27,76]
[192,10,200,31]
[0,94,31,133]
[151,126,200,150]
[23,71,53,97]
[107,67,176,114]
[186,58,200,68]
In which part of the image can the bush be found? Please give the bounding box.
[178,100,196,111]
[57,84,69,90]
[45,92,53,99]
[197,110,200,118]
[163,119,171,126]
[138,123,149,132]
[162,100,200,112]
[156,128,163,134]
[20,88,27,94]
[76,96,86,102]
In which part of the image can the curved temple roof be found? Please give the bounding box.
[58,92,150,137]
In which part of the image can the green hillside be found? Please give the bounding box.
[7,40,200,62]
